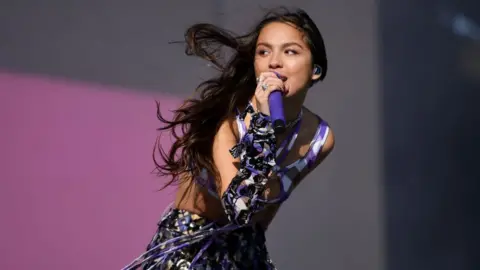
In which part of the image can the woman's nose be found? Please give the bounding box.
[268,53,283,69]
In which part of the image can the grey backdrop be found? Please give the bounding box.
[4,0,477,269]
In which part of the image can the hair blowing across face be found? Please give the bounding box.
[153,7,328,190]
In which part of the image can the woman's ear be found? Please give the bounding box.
[311,64,322,81]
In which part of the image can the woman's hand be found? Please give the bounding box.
[254,71,287,115]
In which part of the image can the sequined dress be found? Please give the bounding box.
[123,104,330,270]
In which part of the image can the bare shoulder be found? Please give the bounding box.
[304,107,335,168]
[213,112,238,143]
[319,117,335,157]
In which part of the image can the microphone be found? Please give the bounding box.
[268,71,287,134]
[268,90,286,134]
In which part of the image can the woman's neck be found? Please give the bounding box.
[283,93,306,122]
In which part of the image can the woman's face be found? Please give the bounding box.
[254,22,321,97]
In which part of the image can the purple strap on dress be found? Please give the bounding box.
[305,118,329,168]
[189,112,329,215]
[259,117,330,204]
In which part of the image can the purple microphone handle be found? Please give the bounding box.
[268,90,286,134]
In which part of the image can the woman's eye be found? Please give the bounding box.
[286,49,298,55]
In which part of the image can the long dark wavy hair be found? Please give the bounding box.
[154,7,328,190]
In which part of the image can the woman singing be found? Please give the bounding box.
[124,7,335,270]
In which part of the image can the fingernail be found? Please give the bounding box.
[273,71,287,81]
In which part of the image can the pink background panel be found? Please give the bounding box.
[0,71,180,269]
